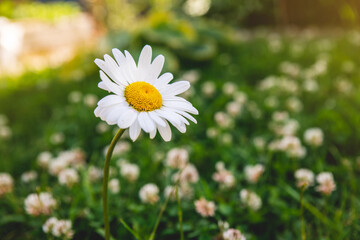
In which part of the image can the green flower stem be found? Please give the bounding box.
[300,186,306,240]
[176,185,184,240]
[149,165,187,240]
[103,128,125,240]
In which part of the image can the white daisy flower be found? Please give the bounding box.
[94,45,198,142]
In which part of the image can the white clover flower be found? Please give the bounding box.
[233,91,247,104]
[21,171,38,183]
[212,162,235,188]
[295,168,314,189]
[49,158,69,176]
[165,147,189,169]
[50,132,65,145]
[172,163,199,184]
[223,228,246,240]
[253,137,266,151]
[222,82,237,96]
[43,217,74,240]
[164,185,182,201]
[37,151,53,169]
[58,168,79,187]
[304,128,324,147]
[194,197,216,217]
[181,70,200,84]
[240,189,262,211]
[68,91,82,103]
[109,178,120,194]
[0,125,12,139]
[94,45,198,142]
[244,164,265,184]
[183,0,211,17]
[0,173,14,196]
[226,101,243,117]
[88,166,103,182]
[24,192,57,216]
[201,81,216,97]
[278,135,306,159]
[104,141,131,156]
[316,172,336,195]
[206,127,218,139]
[286,97,303,113]
[83,93,98,108]
[139,183,159,204]
[96,122,110,133]
[214,112,233,129]
[272,111,289,122]
[120,162,139,182]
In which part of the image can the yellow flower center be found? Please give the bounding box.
[124,82,163,112]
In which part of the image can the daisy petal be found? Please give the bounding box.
[149,128,157,139]
[117,107,138,129]
[154,72,174,89]
[129,120,141,141]
[158,121,172,142]
[161,81,190,97]
[138,45,152,70]
[112,48,126,66]
[148,111,166,127]
[138,112,156,133]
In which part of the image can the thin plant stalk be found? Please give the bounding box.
[300,186,306,240]
[176,185,184,240]
[149,165,187,240]
[103,128,125,240]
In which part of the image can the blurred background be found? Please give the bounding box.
[1,1,360,240]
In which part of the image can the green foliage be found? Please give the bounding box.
[1,18,360,240]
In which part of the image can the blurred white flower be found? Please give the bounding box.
[0,125,12,139]
[68,91,82,103]
[21,171,38,183]
[206,127,218,139]
[223,82,237,96]
[88,166,103,182]
[104,141,131,156]
[43,217,74,240]
[165,148,189,169]
[303,79,319,92]
[120,162,139,182]
[181,70,200,84]
[50,132,65,145]
[226,101,243,117]
[0,173,13,197]
[278,135,306,159]
[233,91,247,104]
[172,164,199,184]
[316,172,336,195]
[253,137,266,151]
[25,192,57,216]
[244,164,264,184]
[164,185,182,201]
[183,0,211,17]
[295,168,314,189]
[96,122,110,133]
[286,97,303,113]
[139,183,159,204]
[212,162,235,188]
[109,178,120,194]
[220,133,233,145]
[201,81,216,97]
[58,168,79,187]
[37,151,53,169]
[272,111,289,122]
[83,93,98,108]
[94,45,198,142]
[240,189,262,211]
[194,197,216,217]
[304,128,324,147]
[279,61,300,78]
[223,228,246,240]
[214,112,233,129]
